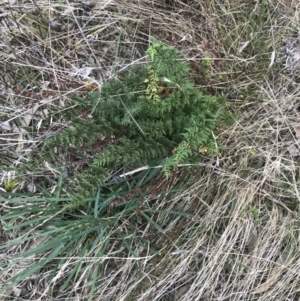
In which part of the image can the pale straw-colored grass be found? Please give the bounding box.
[1,0,300,300]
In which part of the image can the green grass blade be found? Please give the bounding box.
[141,212,164,233]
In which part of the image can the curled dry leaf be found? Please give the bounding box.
[23,103,40,127]
[287,144,300,156]
[294,125,300,138]
[246,227,258,253]
[27,181,37,193]
[0,120,11,131]
[49,19,62,31]
[12,286,22,297]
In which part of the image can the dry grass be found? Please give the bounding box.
[1,0,300,300]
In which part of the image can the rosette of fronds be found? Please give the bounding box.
[44,41,225,206]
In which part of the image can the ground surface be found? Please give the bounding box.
[1,0,300,300]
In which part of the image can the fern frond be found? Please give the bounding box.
[44,41,227,209]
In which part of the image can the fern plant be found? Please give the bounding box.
[44,41,225,204]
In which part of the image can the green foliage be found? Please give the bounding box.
[3,178,19,192]
[44,41,225,204]
[0,168,192,296]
